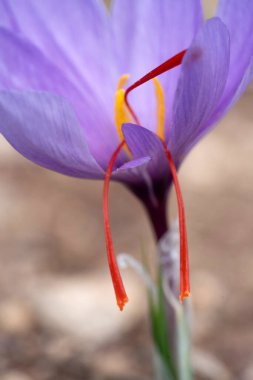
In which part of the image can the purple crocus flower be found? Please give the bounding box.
[0,1,252,309]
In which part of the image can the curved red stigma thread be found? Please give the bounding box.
[104,49,189,309]
[161,141,190,302]
[124,48,189,301]
[125,49,186,124]
[103,140,128,311]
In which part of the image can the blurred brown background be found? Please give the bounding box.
[0,1,253,380]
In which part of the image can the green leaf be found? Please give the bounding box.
[149,274,177,380]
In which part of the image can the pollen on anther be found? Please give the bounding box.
[114,74,132,147]
[152,77,165,140]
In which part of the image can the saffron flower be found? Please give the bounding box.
[0,0,252,310]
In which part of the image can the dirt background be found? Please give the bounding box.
[0,2,253,380]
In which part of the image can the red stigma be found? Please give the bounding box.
[125,49,186,124]
[103,140,128,311]
[161,141,190,302]
[104,49,189,309]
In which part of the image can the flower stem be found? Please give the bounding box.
[129,181,193,379]
[145,196,168,240]
[128,177,169,241]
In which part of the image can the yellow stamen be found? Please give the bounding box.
[152,77,165,140]
[115,75,166,144]
[115,89,129,142]
[115,74,131,153]
[117,74,130,90]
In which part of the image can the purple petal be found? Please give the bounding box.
[113,156,152,184]
[0,91,104,179]
[170,18,230,162]
[0,0,117,95]
[117,157,151,172]
[0,1,120,162]
[216,0,253,109]
[227,59,253,108]
[208,58,253,127]
[122,123,169,180]
[0,27,122,168]
[0,27,81,95]
[0,90,158,185]
[112,0,203,132]
[112,0,202,78]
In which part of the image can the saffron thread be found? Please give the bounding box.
[103,140,129,311]
[125,49,186,123]
[105,49,189,309]
[161,141,190,302]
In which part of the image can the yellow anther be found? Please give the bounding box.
[115,75,131,154]
[152,77,165,140]
[117,74,130,90]
[115,88,129,142]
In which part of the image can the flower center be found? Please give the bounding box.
[115,75,166,143]
[104,50,189,310]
